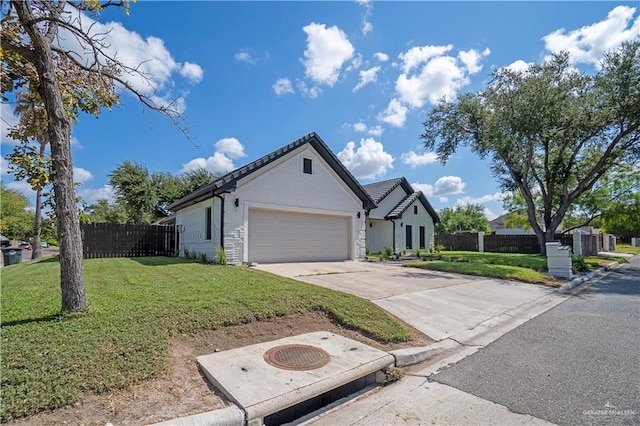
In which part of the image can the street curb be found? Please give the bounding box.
[151,406,245,426]
[389,339,461,367]
[558,261,621,292]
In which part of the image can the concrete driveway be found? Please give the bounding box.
[255,261,560,342]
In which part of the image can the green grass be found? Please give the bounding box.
[421,251,549,271]
[403,259,556,285]
[1,257,411,420]
[616,244,640,256]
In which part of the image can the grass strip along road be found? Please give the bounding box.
[1,257,411,420]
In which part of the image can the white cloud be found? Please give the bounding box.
[350,54,363,71]
[542,5,640,67]
[353,66,381,92]
[58,8,203,112]
[181,152,235,175]
[353,123,368,133]
[297,80,322,99]
[181,137,247,174]
[234,51,257,65]
[302,23,355,86]
[374,52,389,62]
[357,0,374,35]
[396,55,468,108]
[1,157,10,175]
[73,167,94,184]
[438,196,449,203]
[398,45,453,73]
[78,185,115,204]
[400,151,438,167]
[412,176,465,197]
[180,62,204,83]
[377,98,408,128]
[337,138,393,180]
[7,180,35,198]
[411,182,435,197]
[1,103,19,145]
[368,125,384,137]
[504,60,532,73]
[456,192,505,206]
[214,137,245,159]
[273,78,295,96]
[458,48,491,74]
[433,176,465,196]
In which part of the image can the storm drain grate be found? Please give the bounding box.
[263,344,331,371]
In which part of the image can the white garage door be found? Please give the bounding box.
[248,209,350,263]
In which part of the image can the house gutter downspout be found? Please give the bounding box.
[390,219,396,255]
[214,194,225,250]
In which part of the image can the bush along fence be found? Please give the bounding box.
[81,223,176,259]
[435,232,599,256]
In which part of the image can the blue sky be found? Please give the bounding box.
[2,1,639,220]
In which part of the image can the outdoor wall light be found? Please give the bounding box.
[177,224,185,233]
[369,223,373,228]
[400,223,404,227]
[357,212,361,218]
[234,198,239,207]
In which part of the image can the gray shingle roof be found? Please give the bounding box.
[362,178,404,204]
[168,132,376,211]
[363,177,440,223]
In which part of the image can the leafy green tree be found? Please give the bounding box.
[108,162,157,224]
[85,199,128,224]
[2,1,190,311]
[435,204,490,234]
[180,167,218,194]
[422,42,640,254]
[0,182,34,240]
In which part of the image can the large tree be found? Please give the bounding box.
[1,1,187,311]
[0,183,34,240]
[435,204,490,234]
[422,41,640,254]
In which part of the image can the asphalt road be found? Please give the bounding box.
[434,256,640,426]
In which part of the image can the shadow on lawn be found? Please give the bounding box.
[129,256,193,266]
[1,312,71,328]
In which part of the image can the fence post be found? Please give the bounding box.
[478,232,485,253]
[572,232,583,256]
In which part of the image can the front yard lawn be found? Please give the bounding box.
[404,258,555,285]
[1,257,411,421]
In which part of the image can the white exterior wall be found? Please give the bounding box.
[368,187,406,220]
[367,191,435,254]
[397,200,435,253]
[366,219,393,254]
[175,197,222,260]
[223,145,366,264]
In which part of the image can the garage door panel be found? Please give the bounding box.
[249,209,350,263]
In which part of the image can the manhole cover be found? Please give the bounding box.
[263,344,331,371]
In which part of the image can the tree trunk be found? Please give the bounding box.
[31,141,46,260]
[15,2,87,312]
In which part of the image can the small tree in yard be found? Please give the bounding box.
[1,1,189,311]
[422,41,640,254]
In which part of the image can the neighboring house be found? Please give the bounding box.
[168,132,376,264]
[489,213,564,235]
[362,178,440,254]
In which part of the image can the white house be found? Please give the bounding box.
[168,133,376,264]
[362,178,440,254]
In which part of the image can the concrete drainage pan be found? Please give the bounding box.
[197,331,395,424]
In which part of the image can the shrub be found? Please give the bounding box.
[365,246,371,256]
[199,252,208,264]
[216,247,227,265]
[572,255,589,273]
[384,245,394,258]
[415,248,422,258]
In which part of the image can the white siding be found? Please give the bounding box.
[221,145,366,264]
[175,197,222,261]
[368,186,407,220]
[367,196,436,254]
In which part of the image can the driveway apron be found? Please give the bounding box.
[255,261,556,341]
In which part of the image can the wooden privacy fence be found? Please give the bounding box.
[81,223,176,259]
[435,232,574,254]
